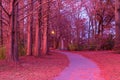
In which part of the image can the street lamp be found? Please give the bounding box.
[51,30,55,35]
[51,30,55,49]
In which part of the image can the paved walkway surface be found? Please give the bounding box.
[54,51,105,80]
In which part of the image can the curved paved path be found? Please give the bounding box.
[54,51,105,80]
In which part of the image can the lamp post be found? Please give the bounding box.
[61,38,65,50]
[51,30,55,35]
[51,30,56,49]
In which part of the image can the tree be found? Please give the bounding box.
[41,0,49,55]
[0,0,3,46]
[114,0,120,51]
[26,0,34,56]
[4,0,19,62]
[34,0,42,56]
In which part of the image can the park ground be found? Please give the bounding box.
[0,50,120,80]
[74,51,120,80]
[0,51,69,80]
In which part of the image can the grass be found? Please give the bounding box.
[0,46,6,60]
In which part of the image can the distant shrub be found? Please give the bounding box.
[113,44,120,53]
[0,46,6,60]
[88,44,97,51]
[100,39,114,50]
[68,44,78,51]
[68,43,87,51]
[77,44,87,51]
[87,34,115,51]
[100,34,114,50]
[18,44,26,56]
[77,45,83,51]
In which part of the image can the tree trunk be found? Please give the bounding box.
[14,2,19,62]
[0,0,3,46]
[47,0,50,53]
[34,0,42,56]
[42,17,48,54]
[114,0,120,51]
[41,0,48,55]
[27,0,33,56]
[8,1,19,62]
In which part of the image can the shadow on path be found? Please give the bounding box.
[54,51,105,80]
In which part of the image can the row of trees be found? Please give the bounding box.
[0,0,50,62]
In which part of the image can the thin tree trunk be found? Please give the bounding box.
[27,0,33,56]
[88,18,91,43]
[47,0,50,53]
[8,1,19,62]
[114,0,120,51]
[34,0,42,56]
[0,0,3,46]
[41,0,48,55]
[42,17,48,54]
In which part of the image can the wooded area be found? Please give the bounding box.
[0,0,120,62]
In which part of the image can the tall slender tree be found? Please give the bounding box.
[27,0,33,56]
[34,0,42,56]
[114,0,120,51]
[8,0,19,62]
[0,0,3,46]
[41,0,48,55]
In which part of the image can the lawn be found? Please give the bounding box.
[74,51,120,80]
[0,52,69,80]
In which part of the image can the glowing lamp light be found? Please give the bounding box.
[51,30,55,35]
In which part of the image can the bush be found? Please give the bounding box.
[18,44,26,56]
[100,39,114,50]
[100,35,114,50]
[0,47,6,60]
[88,44,97,51]
[68,44,78,51]
[88,34,114,50]
[113,44,120,53]
[77,44,87,51]
[68,43,86,51]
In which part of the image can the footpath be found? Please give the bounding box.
[54,51,105,80]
